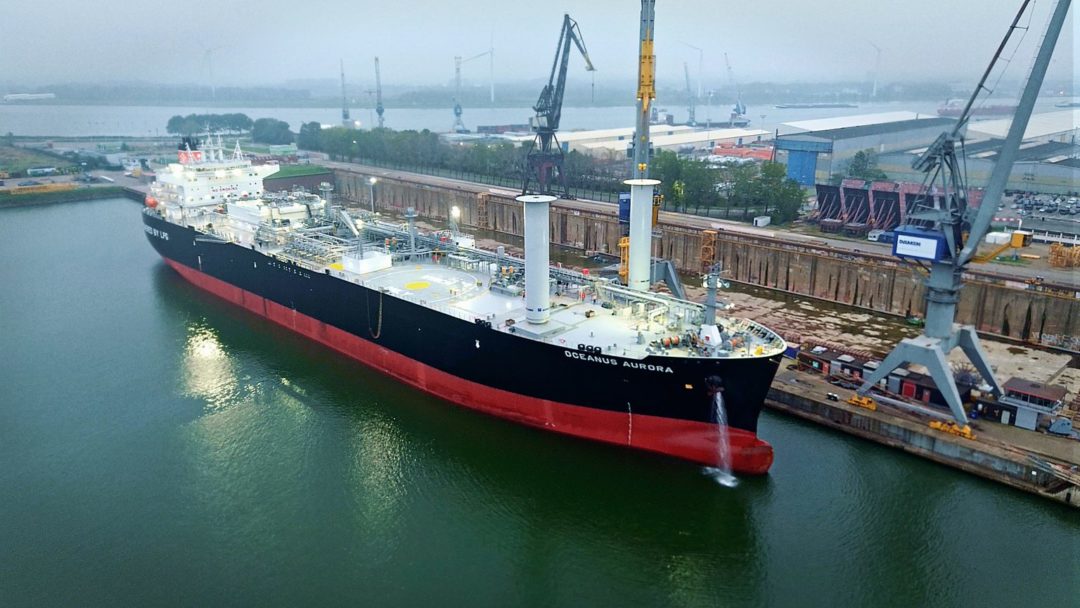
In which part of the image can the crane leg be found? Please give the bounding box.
[857,337,969,425]
[957,326,1003,398]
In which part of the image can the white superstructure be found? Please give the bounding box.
[149,137,280,227]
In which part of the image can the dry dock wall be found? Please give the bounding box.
[334,169,1078,351]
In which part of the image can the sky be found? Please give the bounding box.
[0,0,1074,92]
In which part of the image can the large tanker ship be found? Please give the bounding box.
[143,138,786,474]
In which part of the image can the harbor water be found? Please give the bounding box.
[0,98,1069,137]
[1,198,1077,606]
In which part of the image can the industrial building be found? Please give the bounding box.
[579,127,768,157]
[497,125,767,158]
[976,378,1068,431]
[499,125,697,151]
[773,112,956,186]
[794,344,973,410]
[879,109,1080,194]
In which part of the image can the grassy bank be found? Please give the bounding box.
[266,164,331,179]
[0,186,138,209]
[0,145,77,176]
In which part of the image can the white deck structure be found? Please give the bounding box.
[150,138,785,363]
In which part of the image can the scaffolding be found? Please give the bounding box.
[700,229,718,272]
[1049,242,1080,267]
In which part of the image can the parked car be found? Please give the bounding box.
[826,393,840,402]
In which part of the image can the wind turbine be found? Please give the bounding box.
[868,41,882,100]
[202,45,226,101]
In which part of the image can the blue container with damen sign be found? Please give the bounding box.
[892,226,948,261]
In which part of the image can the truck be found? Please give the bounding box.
[867,230,895,244]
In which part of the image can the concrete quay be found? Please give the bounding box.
[768,369,1079,508]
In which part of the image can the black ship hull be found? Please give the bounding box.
[143,211,782,473]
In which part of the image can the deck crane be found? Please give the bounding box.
[522,14,595,196]
[684,62,696,126]
[451,50,490,133]
[856,0,1072,425]
[374,56,385,129]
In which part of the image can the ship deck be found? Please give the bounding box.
[157,201,785,363]
[314,255,782,362]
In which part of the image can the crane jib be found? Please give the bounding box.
[522,13,595,197]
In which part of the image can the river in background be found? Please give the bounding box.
[1,197,1077,607]
[1,98,1068,138]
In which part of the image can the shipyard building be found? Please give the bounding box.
[772,112,954,186]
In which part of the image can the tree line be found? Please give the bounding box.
[296,122,806,224]
[299,123,626,196]
[166,113,253,135]
[165,114,296,145]
[652,151,804,223]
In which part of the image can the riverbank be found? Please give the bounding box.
[0,185,141,208]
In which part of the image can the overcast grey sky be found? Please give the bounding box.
[1,0,1074,90]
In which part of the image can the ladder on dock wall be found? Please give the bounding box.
[475,193,490,230]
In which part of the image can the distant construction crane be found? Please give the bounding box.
[340,59,352,128]
[522,13,595,196]
[683,61,696,126]
[374,56,385,129]
[451,50,491,133]
[724,53,748,125]
[857,0,1072,425]
[681,41,704,105]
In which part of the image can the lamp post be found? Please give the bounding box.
[368,176,377,213]
[450,204,461,238]
[706,91,713,128]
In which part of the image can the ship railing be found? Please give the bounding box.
[724,318,786,354]
[595,282,706,327]
[384,290,477,324]
[360,222,600,288]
